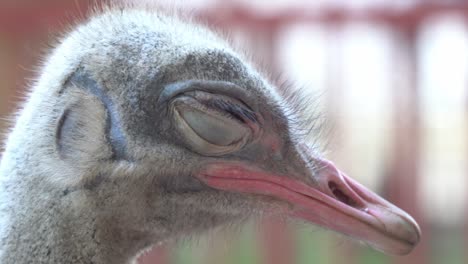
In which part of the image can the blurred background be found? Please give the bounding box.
[1,0,467,264]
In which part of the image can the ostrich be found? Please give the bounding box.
[0,6,420,264]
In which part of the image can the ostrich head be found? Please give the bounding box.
[0,7,420,263]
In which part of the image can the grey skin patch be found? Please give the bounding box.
[63,71,128,160]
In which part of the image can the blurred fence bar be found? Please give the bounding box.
[387,28,425,264]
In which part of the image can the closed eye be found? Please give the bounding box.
[171,90,259,156]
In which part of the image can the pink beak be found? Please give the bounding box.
[197,158,421,255]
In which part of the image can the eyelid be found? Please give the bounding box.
[158,80,259,113]
[205,99,258,124]
[181,91,262,138]
[181,90,258,126]
[176,103,248,146]
[172,97,252,156]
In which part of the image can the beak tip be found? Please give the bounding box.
[379,217,422,255]
[396,210,422,246]
[369,207,422,255]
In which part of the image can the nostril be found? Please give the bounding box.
[328,181,357,207]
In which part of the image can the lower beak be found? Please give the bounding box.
[197,158,421,255]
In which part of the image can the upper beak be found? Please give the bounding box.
[196,148,421,255]
[292,158,421,255]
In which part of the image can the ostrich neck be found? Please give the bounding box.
[0,164,164,264]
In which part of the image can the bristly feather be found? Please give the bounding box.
[275,79,331,160]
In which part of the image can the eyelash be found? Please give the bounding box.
[205,99,257,124]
